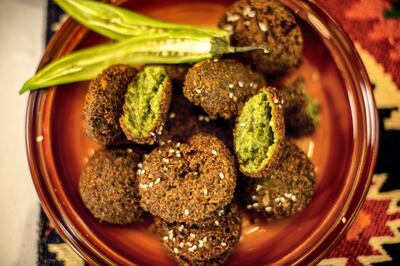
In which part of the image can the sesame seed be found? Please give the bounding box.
[212,58,219,62]
[274,98,280,104]
[167,140,172,143]
[274,198,280,202]
[244,20,251,26]
[176,142,181,147]
[227,13,240,22]
[247,204,253,209]
[179,242,184,248]
[150,132,156,137]
[221,242,227,247]
[280,197,286,202]
[195,89,201,94]
[163,166,168,171]
[203,237,207,242]
[184,209,189,216]
[148,182,154,187]
[229,92,234,99]
[228,84,234,89]
[189,233,196,240]
[168,230,174,239]
[256,185,262,191]
[240,123,246,127]
[199,241,204,248]
[291,195,297,202]
[204,116,210,122]
[155,178,161,184]
[249,81,254,87]
[211,150,217,155]
[159,140,165,146]
[342,217,347,223]
[179,225,184,232]
[162,158,169,163]
[238,81,244,87]
[163,236,169,242]
[218,210,225,216]
[36,135,44,142]
[252,195,258,200]
[186,242,192,247]
[198,115,204,121]
[188,247,193,252]
[263,48,269,54]
[252,203,259,208]
[174,248,179,254]
[192,245,197,250]
[137,163,143,169]
[258,22,268,32]
[169,149,175,153]
[169,112,176,119]
[126,148,133,153]
[219,172,225,179]
[214,220,220,226]
[204,188,208,196]
[223,24,234,34]
[265,206,272,212]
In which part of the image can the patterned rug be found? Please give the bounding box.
[38,0,400,265]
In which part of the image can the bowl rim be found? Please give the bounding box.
[25,0,379,265]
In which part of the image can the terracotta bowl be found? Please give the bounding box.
[25,0,378,265]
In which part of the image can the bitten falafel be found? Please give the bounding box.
[240,141,316,220]
[183,59,265,120]
[139,134,236,224]
[154,204,242,266]
[234,87,285,178]
[280,78,320,136]
[83,64,137,145]
[120,66,173,145]
[219,0,303,75]
[79,148,143,224]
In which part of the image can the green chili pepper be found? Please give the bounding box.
[54,0,229,41]
[20,33,257,94]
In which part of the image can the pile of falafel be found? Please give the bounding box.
[79,0,319,265]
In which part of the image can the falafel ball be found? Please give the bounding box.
[159,91,234,149]
[79,148,143,224]
[154,204,242,266]
[83,64,137,145]
[139,134,236,224]
[240,141,316,220]
[183,59,265,120]
[219,0,303,75]
[280,78,320,136]
[120,66,173,145]
[234,87,285,178]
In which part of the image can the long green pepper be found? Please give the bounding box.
[20,33,255,93]
[54,0,229,41]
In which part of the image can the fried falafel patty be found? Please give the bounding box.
[219,0,303,75]
[83,64,137,145]
[120,66,173,145]
[154,204,242,266]
[139,134,236,224]
[240,141,316,220]
[183,59,265,120]
[234,87,285,178]
[79,148,143,224]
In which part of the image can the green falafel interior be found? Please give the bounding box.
[234,87,284,176]
[120,66,172,144]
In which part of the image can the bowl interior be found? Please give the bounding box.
[34,0,365,265]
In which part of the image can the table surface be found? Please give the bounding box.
[0,0,46,265]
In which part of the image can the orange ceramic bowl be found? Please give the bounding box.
[25,0,378,265]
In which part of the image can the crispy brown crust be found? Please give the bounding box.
[219,0,303,75]
[139,134,236,224]
[239,141,316,220]
[79,148,143,224]
[154,204,242,264]
[159,91,234,149]
[83,65,137,145]
[234,86,285,178]
[183,59,265,120]
[119,67,173,145]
